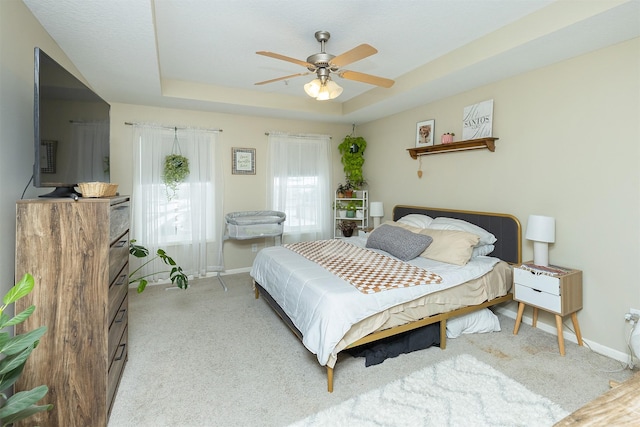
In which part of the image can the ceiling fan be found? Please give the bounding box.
[255,31,394,100]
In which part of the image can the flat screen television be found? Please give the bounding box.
[34,47,111,198]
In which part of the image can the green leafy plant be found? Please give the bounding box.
[162,154,190,200]
[129,240,189,293]
[337,135,367,189]
[0,273,52,425]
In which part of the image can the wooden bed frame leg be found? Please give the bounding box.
[327,366,334,393]
[440,320,447,350]
[253,282,259,299]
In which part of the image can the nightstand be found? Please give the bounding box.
[512,263,583,355]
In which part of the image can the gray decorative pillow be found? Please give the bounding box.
[366,224,433,261]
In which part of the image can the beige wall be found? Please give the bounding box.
[109,104,350,269]
[359,38,640,359]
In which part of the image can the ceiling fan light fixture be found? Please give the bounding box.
[305,77,342,101]
[303,78,322,98]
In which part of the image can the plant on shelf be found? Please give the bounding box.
[338,135,367,190]
[345,201,358,218]
[337,220,358,238]
[129,240,189,293]
[336,182,353,198]
[0,273,52,425]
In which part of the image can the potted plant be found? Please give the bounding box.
[345,201,357,218]
[129,240,189,293]
[338,135,367,190]
[162,154,190,201]
[0,274,52,425]
[336,183,353,198]
[337,220,358,238]
[333,201,347,218]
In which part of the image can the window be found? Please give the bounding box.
[132,125,224,278]
[267,133,332,242]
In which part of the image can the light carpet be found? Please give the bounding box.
[289,354,569,427]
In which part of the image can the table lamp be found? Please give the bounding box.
[370,202,384,228]
[525,214,555,266]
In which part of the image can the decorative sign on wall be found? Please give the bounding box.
[462,99,493,140]
[232,147,256,175]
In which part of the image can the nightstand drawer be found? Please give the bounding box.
[514,268,560,295]
[514,283,561,313]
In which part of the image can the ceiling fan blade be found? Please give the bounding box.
[330,44,377,68]
[256,51,315,69]
[339,70,395,88]
[254,72,310,86]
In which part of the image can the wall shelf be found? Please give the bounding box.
[407,137,499,159]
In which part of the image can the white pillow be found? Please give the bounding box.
[429,217,497,245]
[472,244,495,258]
[397,214,434,229]
[446,308,501,338]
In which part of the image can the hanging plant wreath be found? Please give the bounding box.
[163,154,190,200]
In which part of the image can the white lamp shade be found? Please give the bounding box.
[525,215,555,243]
[370,202,384,217]
[303,79,322,97]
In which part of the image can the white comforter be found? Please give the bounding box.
[250,237,498,367]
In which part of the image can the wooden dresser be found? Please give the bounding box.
[15,196,130,426]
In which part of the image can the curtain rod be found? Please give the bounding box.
[125,122,222,132]
[264,132,331,139]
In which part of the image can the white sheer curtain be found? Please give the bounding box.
[70,120,110,182]
[267,132,332,243]
[131,124,224,281]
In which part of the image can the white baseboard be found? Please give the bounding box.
[495,305,631,364]
[128,267,253,290]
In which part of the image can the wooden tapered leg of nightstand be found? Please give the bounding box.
[532,307,538,328]
[513,302,525,335]
[556,314,566,356]
[571,312,583,346]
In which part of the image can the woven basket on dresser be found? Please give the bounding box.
[78,182,118,198]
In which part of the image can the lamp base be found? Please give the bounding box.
[373,217,381,228]
[532,241,549,266]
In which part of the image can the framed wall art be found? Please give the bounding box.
[232,147,256,175]
[462,99,494,140]
[416,119,435,147]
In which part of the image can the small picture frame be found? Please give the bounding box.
[416,119,435,147]
[40,140,57,173]
[232,147,256,175]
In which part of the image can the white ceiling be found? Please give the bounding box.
[23,0,640,124]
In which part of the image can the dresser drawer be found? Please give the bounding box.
[109,263,128,324]
[514,268,560,295]
[109,232,129,284]
[514,283,561,313]
[109,294,128,364]
[107,325,127,415]
[110,201,130,244]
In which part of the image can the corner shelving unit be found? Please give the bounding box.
[407,137,499,159]
[334,190,368,238]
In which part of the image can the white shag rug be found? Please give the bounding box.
[289,354,569,427]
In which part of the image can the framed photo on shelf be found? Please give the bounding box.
[416,119,435,147]
[232,147,256,175]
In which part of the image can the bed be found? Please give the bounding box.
[250,205,522,392]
